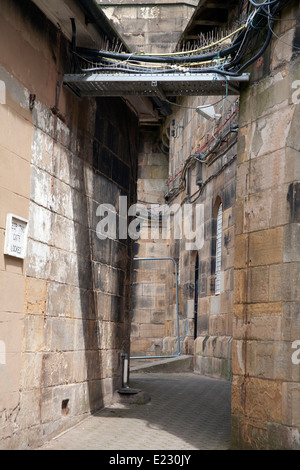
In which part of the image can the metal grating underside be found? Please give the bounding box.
[63,72,250,98]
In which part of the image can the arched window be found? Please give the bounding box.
[215,203,223,295]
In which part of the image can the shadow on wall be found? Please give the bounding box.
[71,96,138,414]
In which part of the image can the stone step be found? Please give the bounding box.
[129,355,194,374]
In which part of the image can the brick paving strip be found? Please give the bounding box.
[37,373,231,450]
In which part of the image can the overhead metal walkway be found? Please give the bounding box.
[63,71,249,99]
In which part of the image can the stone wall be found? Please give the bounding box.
[126,0,300,448]
[0,0,138,449]
[165,95,238,375]
[231,1,300,449]
[97,0,198,53]
[130,127,174,357]
[130,88,238,370]
[119,0,238,368]
[0,58,32,452]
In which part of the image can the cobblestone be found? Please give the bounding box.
[37,372,231,450]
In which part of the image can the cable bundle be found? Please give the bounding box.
[72,0,294,77]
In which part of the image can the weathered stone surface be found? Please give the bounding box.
[1,0,300,452]
[98,1,198,53]
[248,227,283,267]
[0,0,140,449]
[232,32,300,446]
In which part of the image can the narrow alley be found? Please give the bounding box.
[1,0,300,451]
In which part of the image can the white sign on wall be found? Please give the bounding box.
[0,340,6,365]
[4,213,29,259]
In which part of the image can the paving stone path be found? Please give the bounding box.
[37,373,231,450]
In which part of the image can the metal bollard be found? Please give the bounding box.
[121,352,129,389]
[118,352,140,395]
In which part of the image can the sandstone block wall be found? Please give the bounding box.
[97,0,198,53]
[0,68,32,447]
[131,92,238,372]
[0,0,138,449]
[130,127,176,357]
[166,95,238,374]
[231,2,300,449]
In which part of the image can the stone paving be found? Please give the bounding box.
[37,372,231,451]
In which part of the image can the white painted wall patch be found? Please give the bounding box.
[0,341,6,365]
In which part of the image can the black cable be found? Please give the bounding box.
[228,0,291,73]
[71,0,291,78]
[75,11,263,76]
[76,39,243,65]
[165,125,239,201]
[235,0,289,72]
[186,154,237,204]
[233,21,272,72]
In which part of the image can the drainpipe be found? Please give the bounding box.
[131,257,181,360]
